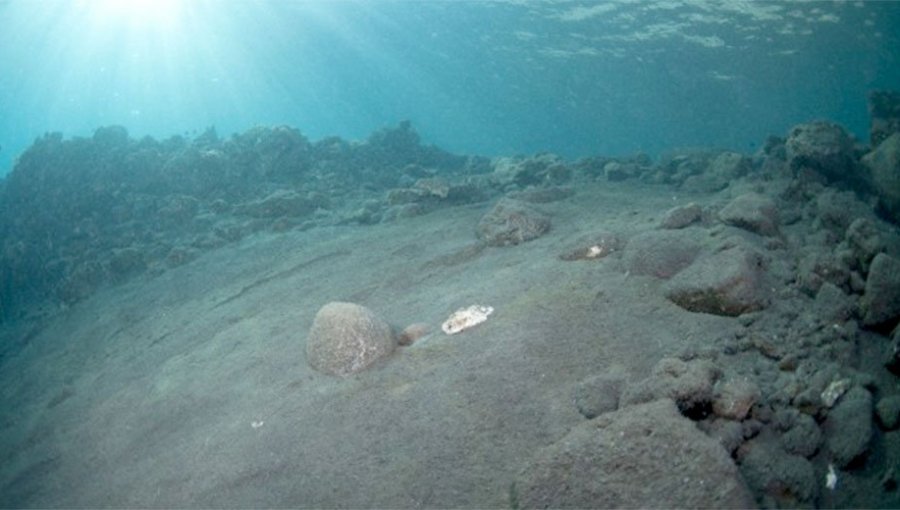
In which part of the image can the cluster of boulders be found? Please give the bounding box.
[0,122,482,320]
[499,93,900,507]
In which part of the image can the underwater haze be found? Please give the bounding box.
[1,0,899,175]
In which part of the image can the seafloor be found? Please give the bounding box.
[1,116,900,508]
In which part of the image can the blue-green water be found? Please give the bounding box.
[1,0,898,175]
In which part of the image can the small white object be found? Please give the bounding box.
[251,420,265,429]
[587,245,604,258]
[826,463,838,490]
[441,305,494,335]
[821,378,852,408]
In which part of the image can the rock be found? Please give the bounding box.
[796,250,851,294]
[887,329,900,375]
[815,189,873,234]
[862,132,900,223]
[620,357,721,417]
[875,395,900,430]
[237,189,323,218]
[305,302,396,377]
[397,323,431,346]
[700,418,745,455]
[814,282,856,322]
[718,193,779,237]
[739,441,818,505]
[572,372,626,419]
[622,228,707,279]
[708,151,752,180]
[861,253,900,327]
[846,218,890,273]
[513,399,754,509]
[868,90,900,147]
[712,378,760,421]
[775,410,823,458]
[823,386,874,467]
[558,231,624,261]
[475,197,550,246]
[785,121,858,183]
[659,202,703,229]
[665,245,769,316]
[413,177,450,199]
[490,154,569,188]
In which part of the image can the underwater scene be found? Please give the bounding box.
[2,1,900,508]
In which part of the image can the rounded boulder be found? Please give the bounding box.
[306,302,396,376]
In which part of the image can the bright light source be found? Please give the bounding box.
[81,0,184,30]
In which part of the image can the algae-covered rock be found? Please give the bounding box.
[305,302,396,377]
[718,192,779,237]
[513,399,754,509]
[665,245,769,316]
[861,253,900,327]
[476,197,550,246]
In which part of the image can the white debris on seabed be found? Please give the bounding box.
[821,378,852,408]
[826,463,838,491]
[441,305,495,335]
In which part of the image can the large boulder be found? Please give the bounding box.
[622,228,708,279]
[823,386,874,467]
[305,302,396,376]
[718,193,779,237]
[476,197,550,246]
[665,245,769,316]
[868,90,900,147]
[785,121,858,183]
[513,399,754,509]
[620,357,721,415]
[861,132,900,223]
[860,253,900,327]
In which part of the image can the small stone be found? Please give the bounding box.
[398,323,431,346]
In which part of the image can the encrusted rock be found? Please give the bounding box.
[739,441,818,505]
[718,193,779,237]
[862,132,900,223]
[622,228,707,279]
[572,372,627,419]
[305,302,396,377]
[712,378,760,421]
[237,189,323,218]
[823,386,874,468]
[476,198,550,246]
[785,121,858,183]
[860,253,900,327]
[868,90,900,147]
[665,246,769,316]
[659,202,703,229]
[875,395,900,430]
[513,399,754,509]
[620,357,721,416]
[558,231,624,261]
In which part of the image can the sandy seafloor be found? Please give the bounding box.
[0,176,896,508]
